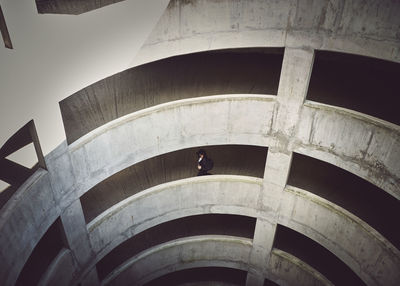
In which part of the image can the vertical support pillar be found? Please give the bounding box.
[247,48,315,285]
[246,219,276,286]
[273,47,315,137]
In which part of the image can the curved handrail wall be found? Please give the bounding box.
[133,0,400,66]
[267,249,333,286]
[104,235,252,286]
[61,48,283,143]
[81,144,268,223]
[294,101,400,199]
[86,175,399,285]
[0,169,60,286]
[69,94,275,198]
[279,186,400,286]
[87,175,262,258]
[103,236,332,286]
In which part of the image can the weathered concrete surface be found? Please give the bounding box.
[87,175,262,260]
[61,50,282,143]
[133,0,400,66]
[246,218,276,285]
[294,101,400,200]
[85,175,400,285]
[102,235,332,286]
[103,235,252,286]
[0,169,60,286]
[102,235,251,285]
[96,214,255,280]
[81,144,267,223]
[37,248,76,286]
[69,95,275,198]
[278,186,400,286]
[266,249,333,286]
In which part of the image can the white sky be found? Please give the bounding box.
[0,0,169,170]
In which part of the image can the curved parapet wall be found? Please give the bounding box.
[87,175,262,258]
[103,236,331,286]
[0,169,59,286]
[294,101,400,199]
[69,94,275,197]
[133,0,400,66]
[86,175,399,285]
[81,144,268,223]
[267,249,333,286]
[278,186,400,286]
[60,48,283,143]
[104,236,252,285]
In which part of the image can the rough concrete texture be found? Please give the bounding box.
[1,0,399,285]
[84,175,399,285]
[87,175,262,258]
[278,186,400,286]
[295,102,400,199]
[267,249,333,286]
[68,95,275,197]
[81,144,267,223]
[103,236,252,285]
[133,0,400,66]
[102,235,332,286]
[61,50,282,143]
[0,169,59,286]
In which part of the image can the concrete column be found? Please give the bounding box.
[246,219,276,286]
[60,199,98,283]
[250,47,315,285]
[273,47,315,137]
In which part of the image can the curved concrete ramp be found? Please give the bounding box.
[102,236,331,286]
[279,186,400,286]
[86,175,399,286]
[61,49,282,143]
[295,101,400,199]
[69,94,275,197]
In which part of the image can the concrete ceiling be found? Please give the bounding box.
[0,0,169,180]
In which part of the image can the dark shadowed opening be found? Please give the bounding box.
[273,224,365,286]
[287,152,400,250]
[307,50,400,125]
[97,214,256,280]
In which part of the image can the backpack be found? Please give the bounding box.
[204,157,214,171]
